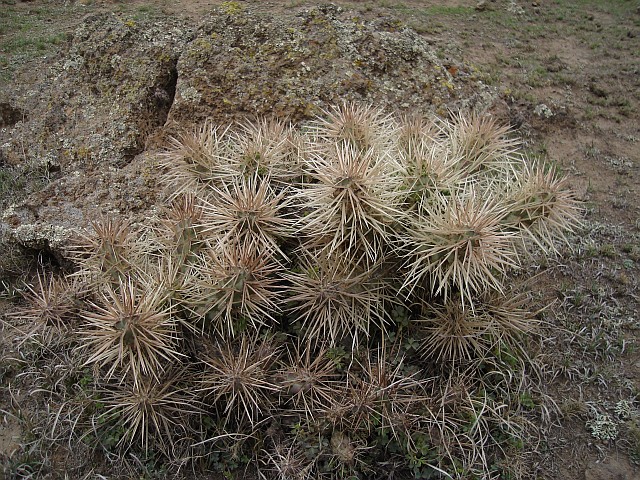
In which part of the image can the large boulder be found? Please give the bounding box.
[169,4,494,126]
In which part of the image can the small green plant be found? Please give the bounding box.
[587,412,619,441]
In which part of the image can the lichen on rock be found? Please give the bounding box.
[168,4,496,127]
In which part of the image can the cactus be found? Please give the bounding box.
[16,103,579,477]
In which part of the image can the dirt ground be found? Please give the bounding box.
[1,0,639,479]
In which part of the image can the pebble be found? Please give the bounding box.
[475,1,487,12]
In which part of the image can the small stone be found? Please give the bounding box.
[475,1,487,11]
[534,103,553,119]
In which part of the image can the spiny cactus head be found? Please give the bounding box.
[99,368,198,455]
[188,241,283,337]
[227,118,302,184]
[448,111,521,176]
[417,289,533,365]
[262,439,315,480]
[200,173,294,259]
[160,120,233,197]
[397,112,442,154]
[71,215,150,288]
[503,161,582,250]
[285,249,391,347]
[277,343,339,420]
[17,272,82,341]
[198,333,280,427]
[309,102,398,153]
[399,135,463,206]
[404,191,518,305]
[80,277,183,386]
[156,193,206,262]
[417,297,493,363]
[297,142,405,266]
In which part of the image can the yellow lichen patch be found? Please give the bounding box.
[221,1,243,15]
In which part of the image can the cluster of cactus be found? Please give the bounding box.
[20,103,578,478]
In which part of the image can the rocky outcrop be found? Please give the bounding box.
[169,4,494,125]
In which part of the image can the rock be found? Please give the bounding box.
[12,223,73,251]
[534,103,553,118]
[169,5,495,127]
[475,1,488,11]
[0,203,78,275]
[0,102,26,128]
[0,14,193,174]
[0,14,194,267]
[507,1,525,15]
